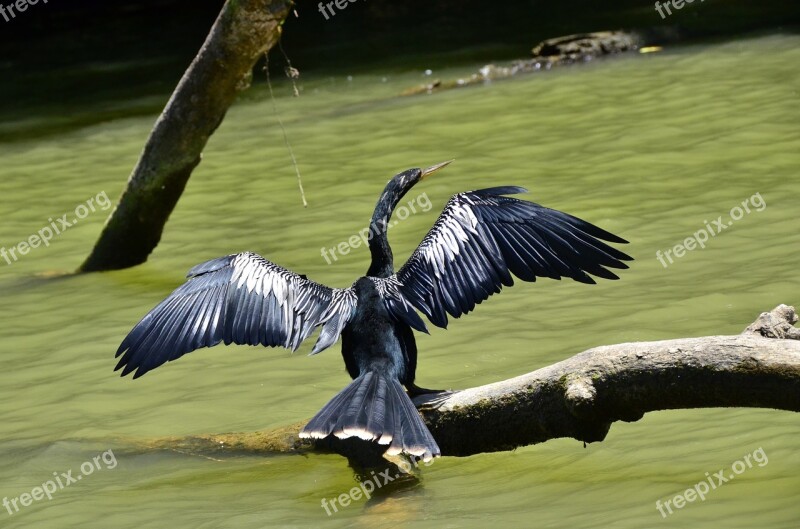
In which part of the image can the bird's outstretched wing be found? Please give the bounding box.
[396,187,632,328]
[115,252,356,379]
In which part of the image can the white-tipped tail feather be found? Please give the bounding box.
[300,371,440,461]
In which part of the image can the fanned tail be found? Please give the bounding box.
[299,371,440,461]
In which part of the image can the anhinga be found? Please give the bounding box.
[115,161,632,461]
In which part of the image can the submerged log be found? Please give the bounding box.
[79,0,293,272]
[531,30,641,59]
[402,30,651,96]
[139,304,800,461]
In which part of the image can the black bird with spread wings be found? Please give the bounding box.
[115,161,632,461]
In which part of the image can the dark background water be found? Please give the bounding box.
[1,0,798,141]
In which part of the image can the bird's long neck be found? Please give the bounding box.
[366,190,397,278]
[366,170,421,278]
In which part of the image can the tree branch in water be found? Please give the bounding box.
[80,0,293,272]
[139,304,800,461]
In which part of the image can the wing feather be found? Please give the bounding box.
[396,188,632,328]
[115,252,356,378]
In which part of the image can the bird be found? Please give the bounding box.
[114,160,632,462]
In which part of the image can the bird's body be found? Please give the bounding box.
[115,161,632,461]
[340,277,414,384]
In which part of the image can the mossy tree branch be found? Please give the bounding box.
[139,305,800,461]
[80,0,293,272]
[417,304,800,456]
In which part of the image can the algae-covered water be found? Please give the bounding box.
[0,33,798,528]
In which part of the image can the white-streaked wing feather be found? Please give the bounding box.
[115,252,356,378]
[397,187,632,328]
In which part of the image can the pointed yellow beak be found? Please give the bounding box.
[421,159,454,179]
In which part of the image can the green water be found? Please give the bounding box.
[1,33,798,528]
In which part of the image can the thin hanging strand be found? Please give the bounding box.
[279,39,301,98]
[265,50,307,207]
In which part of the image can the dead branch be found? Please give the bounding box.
[138,304,799,460]
[80,0,293,272]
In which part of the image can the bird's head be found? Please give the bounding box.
[380,160,453,206]
[398,159,453,188]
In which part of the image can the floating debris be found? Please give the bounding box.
[402,30,656,96]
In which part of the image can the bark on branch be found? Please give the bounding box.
[416,304,800,456]
[80,0,292,272]
[141,305,800,460]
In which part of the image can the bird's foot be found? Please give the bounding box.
[406,383,447,397]
[407,384,456,409]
